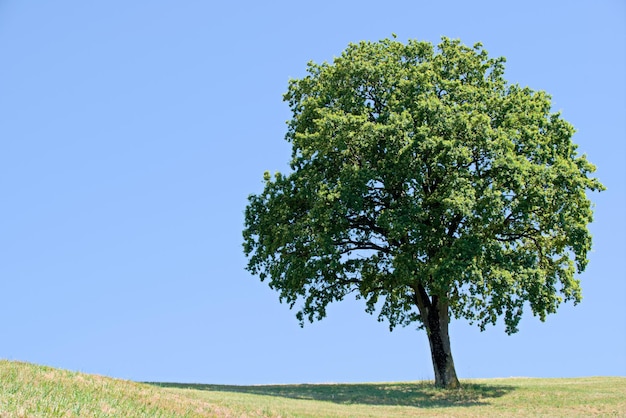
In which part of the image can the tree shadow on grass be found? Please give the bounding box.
[148,381,515,408]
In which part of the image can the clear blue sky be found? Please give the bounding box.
[1,1,624,385]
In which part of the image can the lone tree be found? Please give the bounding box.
[243,38,604,388]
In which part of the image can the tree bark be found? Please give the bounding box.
[414,286,461,389]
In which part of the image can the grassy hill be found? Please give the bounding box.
[1,360,624,417]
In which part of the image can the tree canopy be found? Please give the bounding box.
[243,37,604,388]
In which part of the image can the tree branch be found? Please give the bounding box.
[413,283,432,319]
[333,239,390,254]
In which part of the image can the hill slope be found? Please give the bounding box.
[1,360,624,417]
[0,360,226,417]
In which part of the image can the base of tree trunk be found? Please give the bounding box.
[416,292,461,389]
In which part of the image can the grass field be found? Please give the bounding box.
[1,360,624,417]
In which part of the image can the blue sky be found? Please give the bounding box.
[1,1,624,384]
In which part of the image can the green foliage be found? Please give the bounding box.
[243,37,604,334]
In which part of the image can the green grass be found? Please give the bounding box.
[1,360,625,417]
[0,361,224,417]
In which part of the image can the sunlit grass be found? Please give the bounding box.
[1,360,624,417]
[0,360,224,417]
[155,377,626,417]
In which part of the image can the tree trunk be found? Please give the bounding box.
[414,286,461,389]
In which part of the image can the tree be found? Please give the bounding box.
[243,37,604,388]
